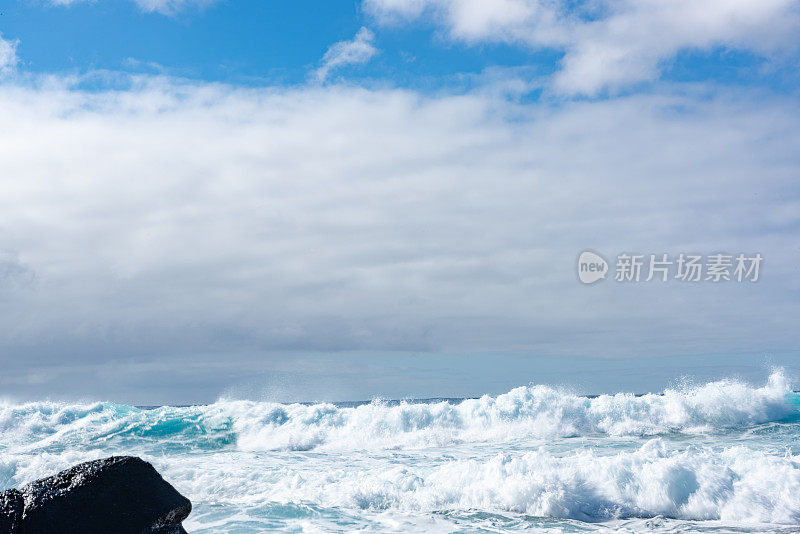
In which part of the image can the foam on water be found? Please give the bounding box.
[226,370,798,451]
[1,370,799,531]
[162,439,800,524]
[1,371,795,453]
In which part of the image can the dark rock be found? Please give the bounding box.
[0,489,23,533]
[148,527,189,534]
[0,456,191,534]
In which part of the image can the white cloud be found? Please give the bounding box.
[132,0,217,15]
[0,33,19,75]
[364,0,800,95]
[0,74,798,401]
[47,0,217,15]
[315,27,379,82]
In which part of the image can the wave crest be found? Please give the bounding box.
[0,371,796,453]
[225,370,798,451]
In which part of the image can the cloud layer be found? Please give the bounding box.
[0,75,798,402]
[365,0,800,94]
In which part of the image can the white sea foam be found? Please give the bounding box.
[1,371,799,531]
[0,371,796,453]
[223,370,797,451]
[159,439,800,525]
[5,439,800,525]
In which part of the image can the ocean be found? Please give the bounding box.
[1,371,799,533]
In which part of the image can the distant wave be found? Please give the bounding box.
[1,371,797,453]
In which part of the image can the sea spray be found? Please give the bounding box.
[1,371,799,531]
[0,371,796,453]
[226,370,798,450]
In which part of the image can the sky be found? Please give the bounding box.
[0,0,799,404]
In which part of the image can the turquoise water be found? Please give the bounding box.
[1,371,799,532]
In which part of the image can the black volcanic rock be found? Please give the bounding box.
[0,456,191,534]
[0,489,23,533]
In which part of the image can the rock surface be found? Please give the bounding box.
[0,456,191,534]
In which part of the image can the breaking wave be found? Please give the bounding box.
[0,371,797,453]
[2,371,800,528]
[203,439,798,524]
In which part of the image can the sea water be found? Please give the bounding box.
[1,371,799,533]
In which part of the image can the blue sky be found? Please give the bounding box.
[3,0,797,92]
[4,1,361,83]
[0,0,799,404]
[3,0,544,87]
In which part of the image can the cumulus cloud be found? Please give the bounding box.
[0,74,799,402]
[0,33,19,75]
[315,27,378,82]
[364,0,800,95]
